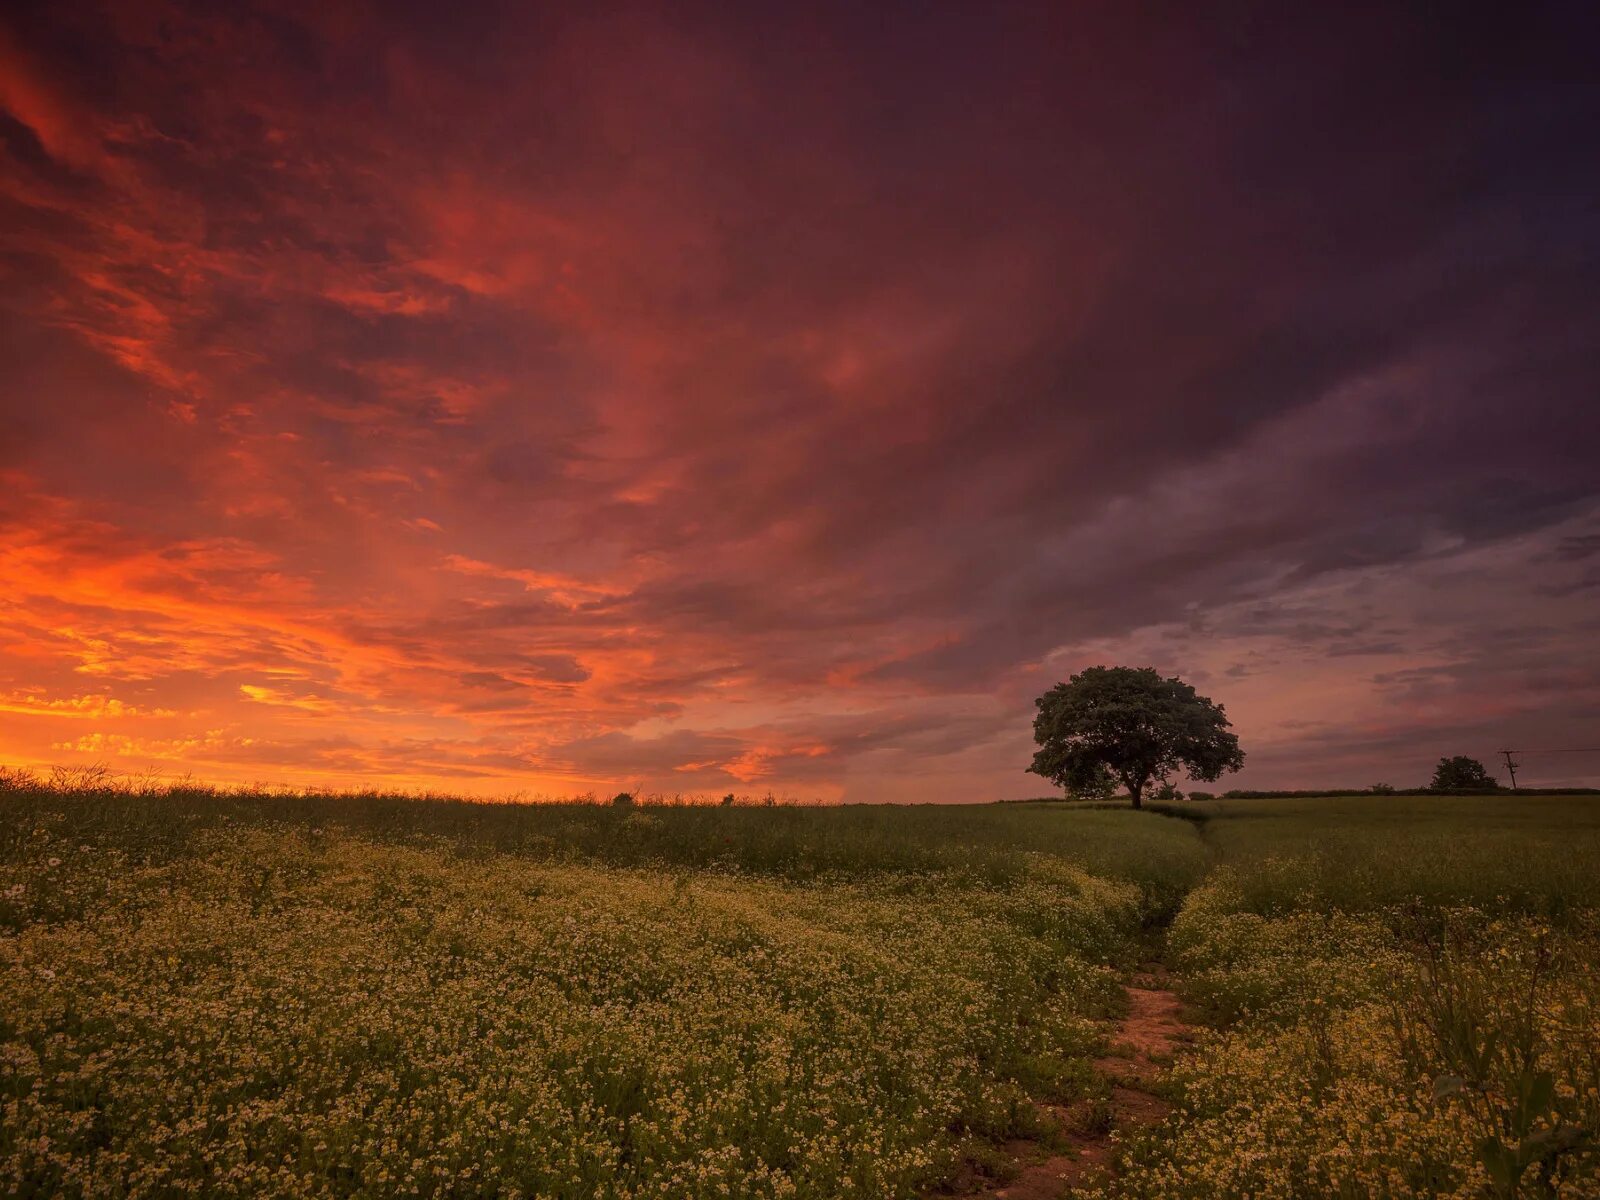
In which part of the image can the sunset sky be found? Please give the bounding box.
[2,2,1598,801]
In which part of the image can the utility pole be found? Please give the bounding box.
[1499,749,1520,791]
[1494,747,1600,791]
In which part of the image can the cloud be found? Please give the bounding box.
[0,3,1597,796]
[0,691,173,719]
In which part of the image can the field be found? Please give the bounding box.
[1116,797,1600,1199]
[3,784,1598,1198]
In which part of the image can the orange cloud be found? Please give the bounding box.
[0,692,174,719]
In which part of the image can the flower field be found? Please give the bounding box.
[1109,796,1600,1199]
[4,784,1599,1197]
[1,785,1200,1198]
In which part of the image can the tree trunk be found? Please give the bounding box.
[1128,779,1143,809]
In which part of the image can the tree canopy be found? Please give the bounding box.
[1028,666,1244,809]
[1429,756,1498,792]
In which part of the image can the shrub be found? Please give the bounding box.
[0,765,40,791]
[610,791,635,806]
[1429,756,1498,792]
[1187,791,1214,802]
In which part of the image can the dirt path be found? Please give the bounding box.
[945,966,1191,1200]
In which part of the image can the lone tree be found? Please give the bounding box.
[1429,756,1498,792]
[1028,666,1244,809]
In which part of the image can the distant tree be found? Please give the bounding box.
[1429,757,1498,792]
[1369,782,1396,795]
[720,793,736,806]
[610,791,635,807]
[1028,666,1244,810]
[1153,780,1184,802]
[1187,790,1215,802]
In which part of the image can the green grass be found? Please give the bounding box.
[0,784,1209,914]
[1162,793,1600,915]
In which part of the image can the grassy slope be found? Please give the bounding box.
[1163,793,1600,913]
[0,787,1211,911]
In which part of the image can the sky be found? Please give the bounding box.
[2,2,1598,802]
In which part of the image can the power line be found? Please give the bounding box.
[1495,747,1600,792]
